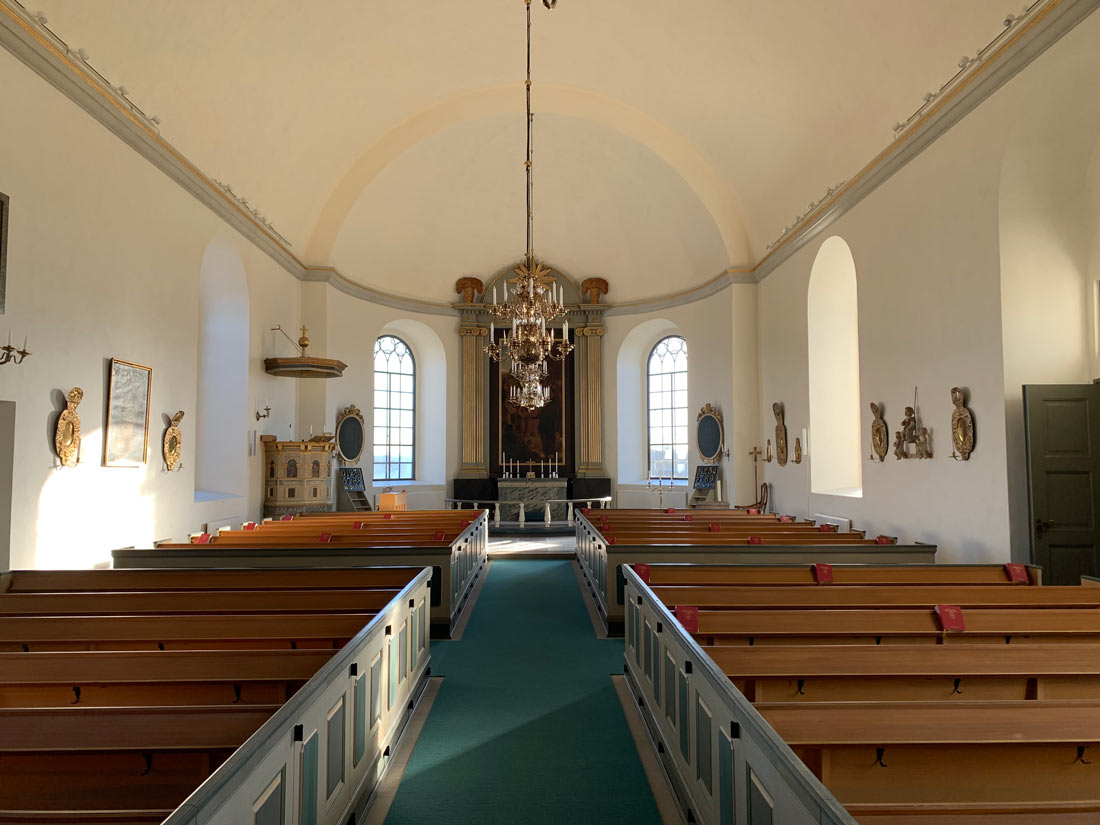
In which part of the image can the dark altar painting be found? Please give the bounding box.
[499,364,565,463]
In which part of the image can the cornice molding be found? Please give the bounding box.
[1,0,1095,317]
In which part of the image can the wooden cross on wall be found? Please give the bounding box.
[749,446,762,492]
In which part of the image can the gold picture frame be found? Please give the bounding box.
[105,358,152,467]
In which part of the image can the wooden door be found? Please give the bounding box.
[1024,384,1100,584]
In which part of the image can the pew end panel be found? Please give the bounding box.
[158,566,434,825]
[620,564,857,825]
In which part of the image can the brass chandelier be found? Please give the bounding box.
[484,0,572,411]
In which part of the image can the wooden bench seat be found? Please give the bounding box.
[651,584,1100,610]
[0,648,334,707]
[758,700,1100,805]
[640,564,1039,587]
[0,612,373,652]
[693,607,1100,645]
[1,566,422,593]
[0,704,281,811]
[0,811,171,824]
[0,588,401,617]
[704,644,1100,701]
[845,800,1100,824]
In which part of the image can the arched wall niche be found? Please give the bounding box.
[807,235,862,498]
[377,319,447,485]
[195,237,249,500]
[615,318,682,484]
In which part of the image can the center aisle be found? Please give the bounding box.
[383,560,663,824]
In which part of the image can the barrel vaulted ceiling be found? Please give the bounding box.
[32,0,1009,302]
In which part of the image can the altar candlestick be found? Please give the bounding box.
[490,321,494,338]
[493,286,497,305]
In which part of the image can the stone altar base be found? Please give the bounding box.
[497,478,568,521]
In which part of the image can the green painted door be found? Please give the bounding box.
[1024,384,1100,584]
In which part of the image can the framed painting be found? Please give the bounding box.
[0,191,8,314]
[105,358,152,466]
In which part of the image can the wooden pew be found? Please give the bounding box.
[758,700,1100,806]
[693,607,1100,645]
[1,566,422,593]
[574,509,936,634]
[704,644,1100,702]
[0,704,280,813]
[0,612,373,652]
[649,584,1100,610]
[0,588,401,617]
[0,648,335,707]
[621,563,1100,825]
[115,510,489,638]
[638,563,1041,587]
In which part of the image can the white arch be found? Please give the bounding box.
[616,318,682,483]
[378,319,447,485]
[195,237,249,499]
[807,236,862,497]
[305,85,751,266]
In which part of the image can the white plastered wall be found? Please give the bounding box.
[758,12,1100,563]
[0,47,299,569]
[323,287,460,510]
[606,284,759,508]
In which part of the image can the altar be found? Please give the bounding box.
[497,478,568,521]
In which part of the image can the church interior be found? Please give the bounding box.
[2,1,1100,823]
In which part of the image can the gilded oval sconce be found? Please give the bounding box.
[164,410,184,471]
[55,387,83,468]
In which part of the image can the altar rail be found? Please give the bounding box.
[445,496,611,528]
[622,564,854,825]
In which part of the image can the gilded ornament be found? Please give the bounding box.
[163,410,184,471]
[773,402,788,466]
[455,277,484,304]
[894,404,932,460]
[869,402,888,462]
[950,387,975,461]
[54,387,83,468]
[793,437,802,464]
[580,277,608,304]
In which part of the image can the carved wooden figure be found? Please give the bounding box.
[793,437,802,464]
[870,402,888,462]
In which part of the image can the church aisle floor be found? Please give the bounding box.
[382,560,663,825]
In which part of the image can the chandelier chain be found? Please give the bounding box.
[484,0,572,411]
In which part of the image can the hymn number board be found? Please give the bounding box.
[693,465,718,491]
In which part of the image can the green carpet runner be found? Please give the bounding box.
[383,560,662,824]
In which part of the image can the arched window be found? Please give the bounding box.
[286,459,298,479]
[311,459,321,478]
[647,336,688,480]
[807,236,863,496]
[373,335,415,481]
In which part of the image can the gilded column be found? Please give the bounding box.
[576,324,606,477]
[457,324,489,478]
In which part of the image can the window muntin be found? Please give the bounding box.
[373,335,415,481]
[647,335,689,480]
